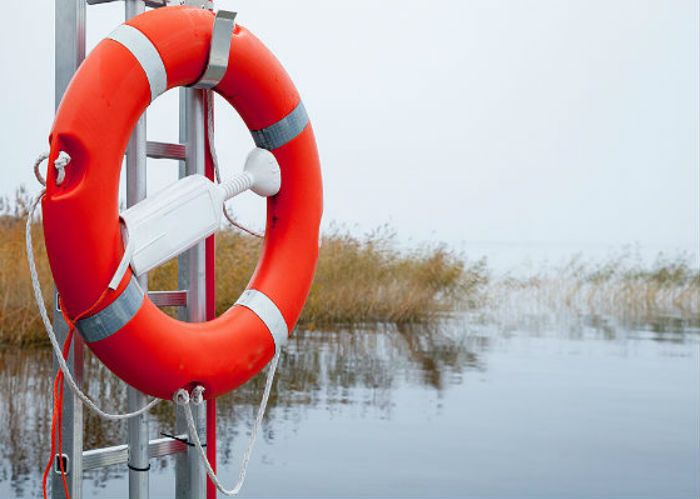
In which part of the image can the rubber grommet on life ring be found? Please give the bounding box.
[42,6,322,400]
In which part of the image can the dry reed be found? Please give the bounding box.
[486,251,700,326]
[2,189,697,346]
[0,191,477,345]
[144,226,481,327]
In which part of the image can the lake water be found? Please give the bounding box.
[0,312,698,498]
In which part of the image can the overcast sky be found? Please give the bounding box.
[1,0,698,265]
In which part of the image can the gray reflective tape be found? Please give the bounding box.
[108,24,167,102]
[235,289,288,351]
[250,102,309,151]
[77,276,145,343]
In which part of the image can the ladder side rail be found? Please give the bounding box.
[124,1,151,498]
[175,86,208,499]
[52,0,86,497]
[51,4,216,499]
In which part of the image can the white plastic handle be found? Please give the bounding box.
[118,148,281,277]
[220,148,281,200]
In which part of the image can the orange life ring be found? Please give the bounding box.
[42,6,322,400]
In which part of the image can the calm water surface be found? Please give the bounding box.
[0,313,698,498]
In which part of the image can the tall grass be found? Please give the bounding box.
[0,192,477,345]
[143,226,483,327]
[2,189,698,346]
[303,227,487,326]
[0,188,51,345]
[487,251,700,327]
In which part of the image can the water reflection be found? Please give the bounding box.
[0,348,52,499]
[0,322,487,497]
[0,314,698,498]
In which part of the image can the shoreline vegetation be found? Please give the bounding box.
[485,251,700,331]
[1,191,480,345]
[1,190,699,346]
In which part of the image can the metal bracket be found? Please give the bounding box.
[192,10,236,89]
[54,454,71,475]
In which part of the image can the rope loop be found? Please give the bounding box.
[33,150,72,187]
[174,389,190,406]
[173,351,281,496]
[33,152,49,186]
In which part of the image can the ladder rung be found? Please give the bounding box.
[148,290,188,307]
[82,434,188,471]
[146,141,187,160]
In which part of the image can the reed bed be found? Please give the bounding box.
[0,189,51,345]
[486,252,700,327]
[147,226,481,326]
[0,192,477,344]
[1,190,698,345]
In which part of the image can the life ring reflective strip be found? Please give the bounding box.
[235,289,289,350]
[251,101,309,151]
[43,6,322,400]
[108,25,167,102]
[76,278,289,354]
[76,276,144,343]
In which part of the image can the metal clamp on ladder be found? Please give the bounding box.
[193,10,237,89]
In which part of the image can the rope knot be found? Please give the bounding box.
[173,389,190,406]
[191,385,205,405]
[54,151,72,186]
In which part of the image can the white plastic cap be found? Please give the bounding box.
[244,148,281,197]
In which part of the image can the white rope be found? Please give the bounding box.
[175,350,281,496]
[33,153,49,186]
[205,90,264,239]
[26,154,160,420]
[54,151,71,186]
[34,150,73,187]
